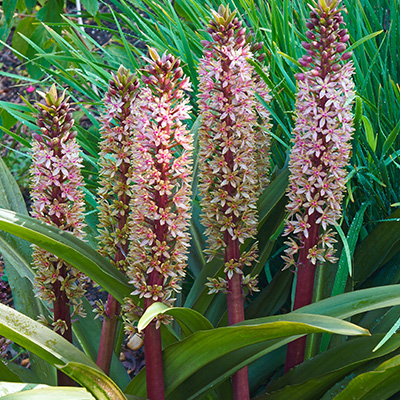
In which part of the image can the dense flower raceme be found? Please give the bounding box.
[283,0,355,270]
[30,85,86,332]
[97,66,140,274]
[127,50,192,321]
[198,5,271,292]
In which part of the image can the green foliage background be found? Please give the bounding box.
[0,0,400,399]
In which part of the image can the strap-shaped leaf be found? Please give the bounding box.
[0,209,134,305]
[126,285,400,399]
[0,303,98,370]
[0,383,94,399]
[126,313,368,399]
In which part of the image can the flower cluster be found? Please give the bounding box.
[97,66,140,273]
[198,5,266,284]
[127,50,192,309]
[283,0,355,269]
[30,85,86,320]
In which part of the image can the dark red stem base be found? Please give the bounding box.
[144,298,165,400]
[227,272,249,400]
[285,215,319,373]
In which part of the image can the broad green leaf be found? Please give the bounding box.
[332,353,400,400]
[0,362,22,383]
[36,0,63,23]
[138,303,213,336]
[81,0,99,15]
[0,209,134,305]
[295,285,400,319]
[3,0,17,24]
[0,383,94,399]
[59,363,127,400]
[137,303,169,332]
[0,303,99,371]
[126,313,369,399]
[130,285,400,399]
[261,334,400,399]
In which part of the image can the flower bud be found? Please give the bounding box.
[341,51,353,60]
[306,31,316,40]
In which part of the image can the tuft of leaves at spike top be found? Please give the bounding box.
[30,84,87,328]
[283,0,355,270]
[127,49,193,323]
[198,5,263,287]
[97,65,141,274]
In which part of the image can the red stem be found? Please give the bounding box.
[227,271,249,400]
[96,294,121,374]
[53,265,75,386]
[225,231,250,400]
[144,296,165,400]
[285,214,320,373]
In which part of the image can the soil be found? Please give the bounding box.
[0,1,146,380]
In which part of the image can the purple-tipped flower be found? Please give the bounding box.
[128,49,192,313]
[97,66,140,273]
[30,85,86,334]
[283,0,355,270]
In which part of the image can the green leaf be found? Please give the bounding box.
[36,0,64,23]
[81,0,99,16]
[382,119,400,158]
[332,353,400,400]
[0,383,95,399]
[126,314,369,399]
[3,0,18,25]
[0,209,134,305]
[0,361,22,383]
[334,224,352,277]
[11,17,37,62]
[0,303,99,371]
[261,334,400,400]
[133,284,400,399]
[347,30,384,52]
[354,208,400,285]
[59,363,127,400]
[373,316,400,352]
[137,303,213,336]
[362,115,377,152]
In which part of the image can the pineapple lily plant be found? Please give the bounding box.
[0,0,400,400]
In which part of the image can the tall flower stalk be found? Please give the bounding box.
[127,49,192,400]
[30,85,86,385]
[283,0,355,372]
[96,66,140,374]
[198,6,270,400]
